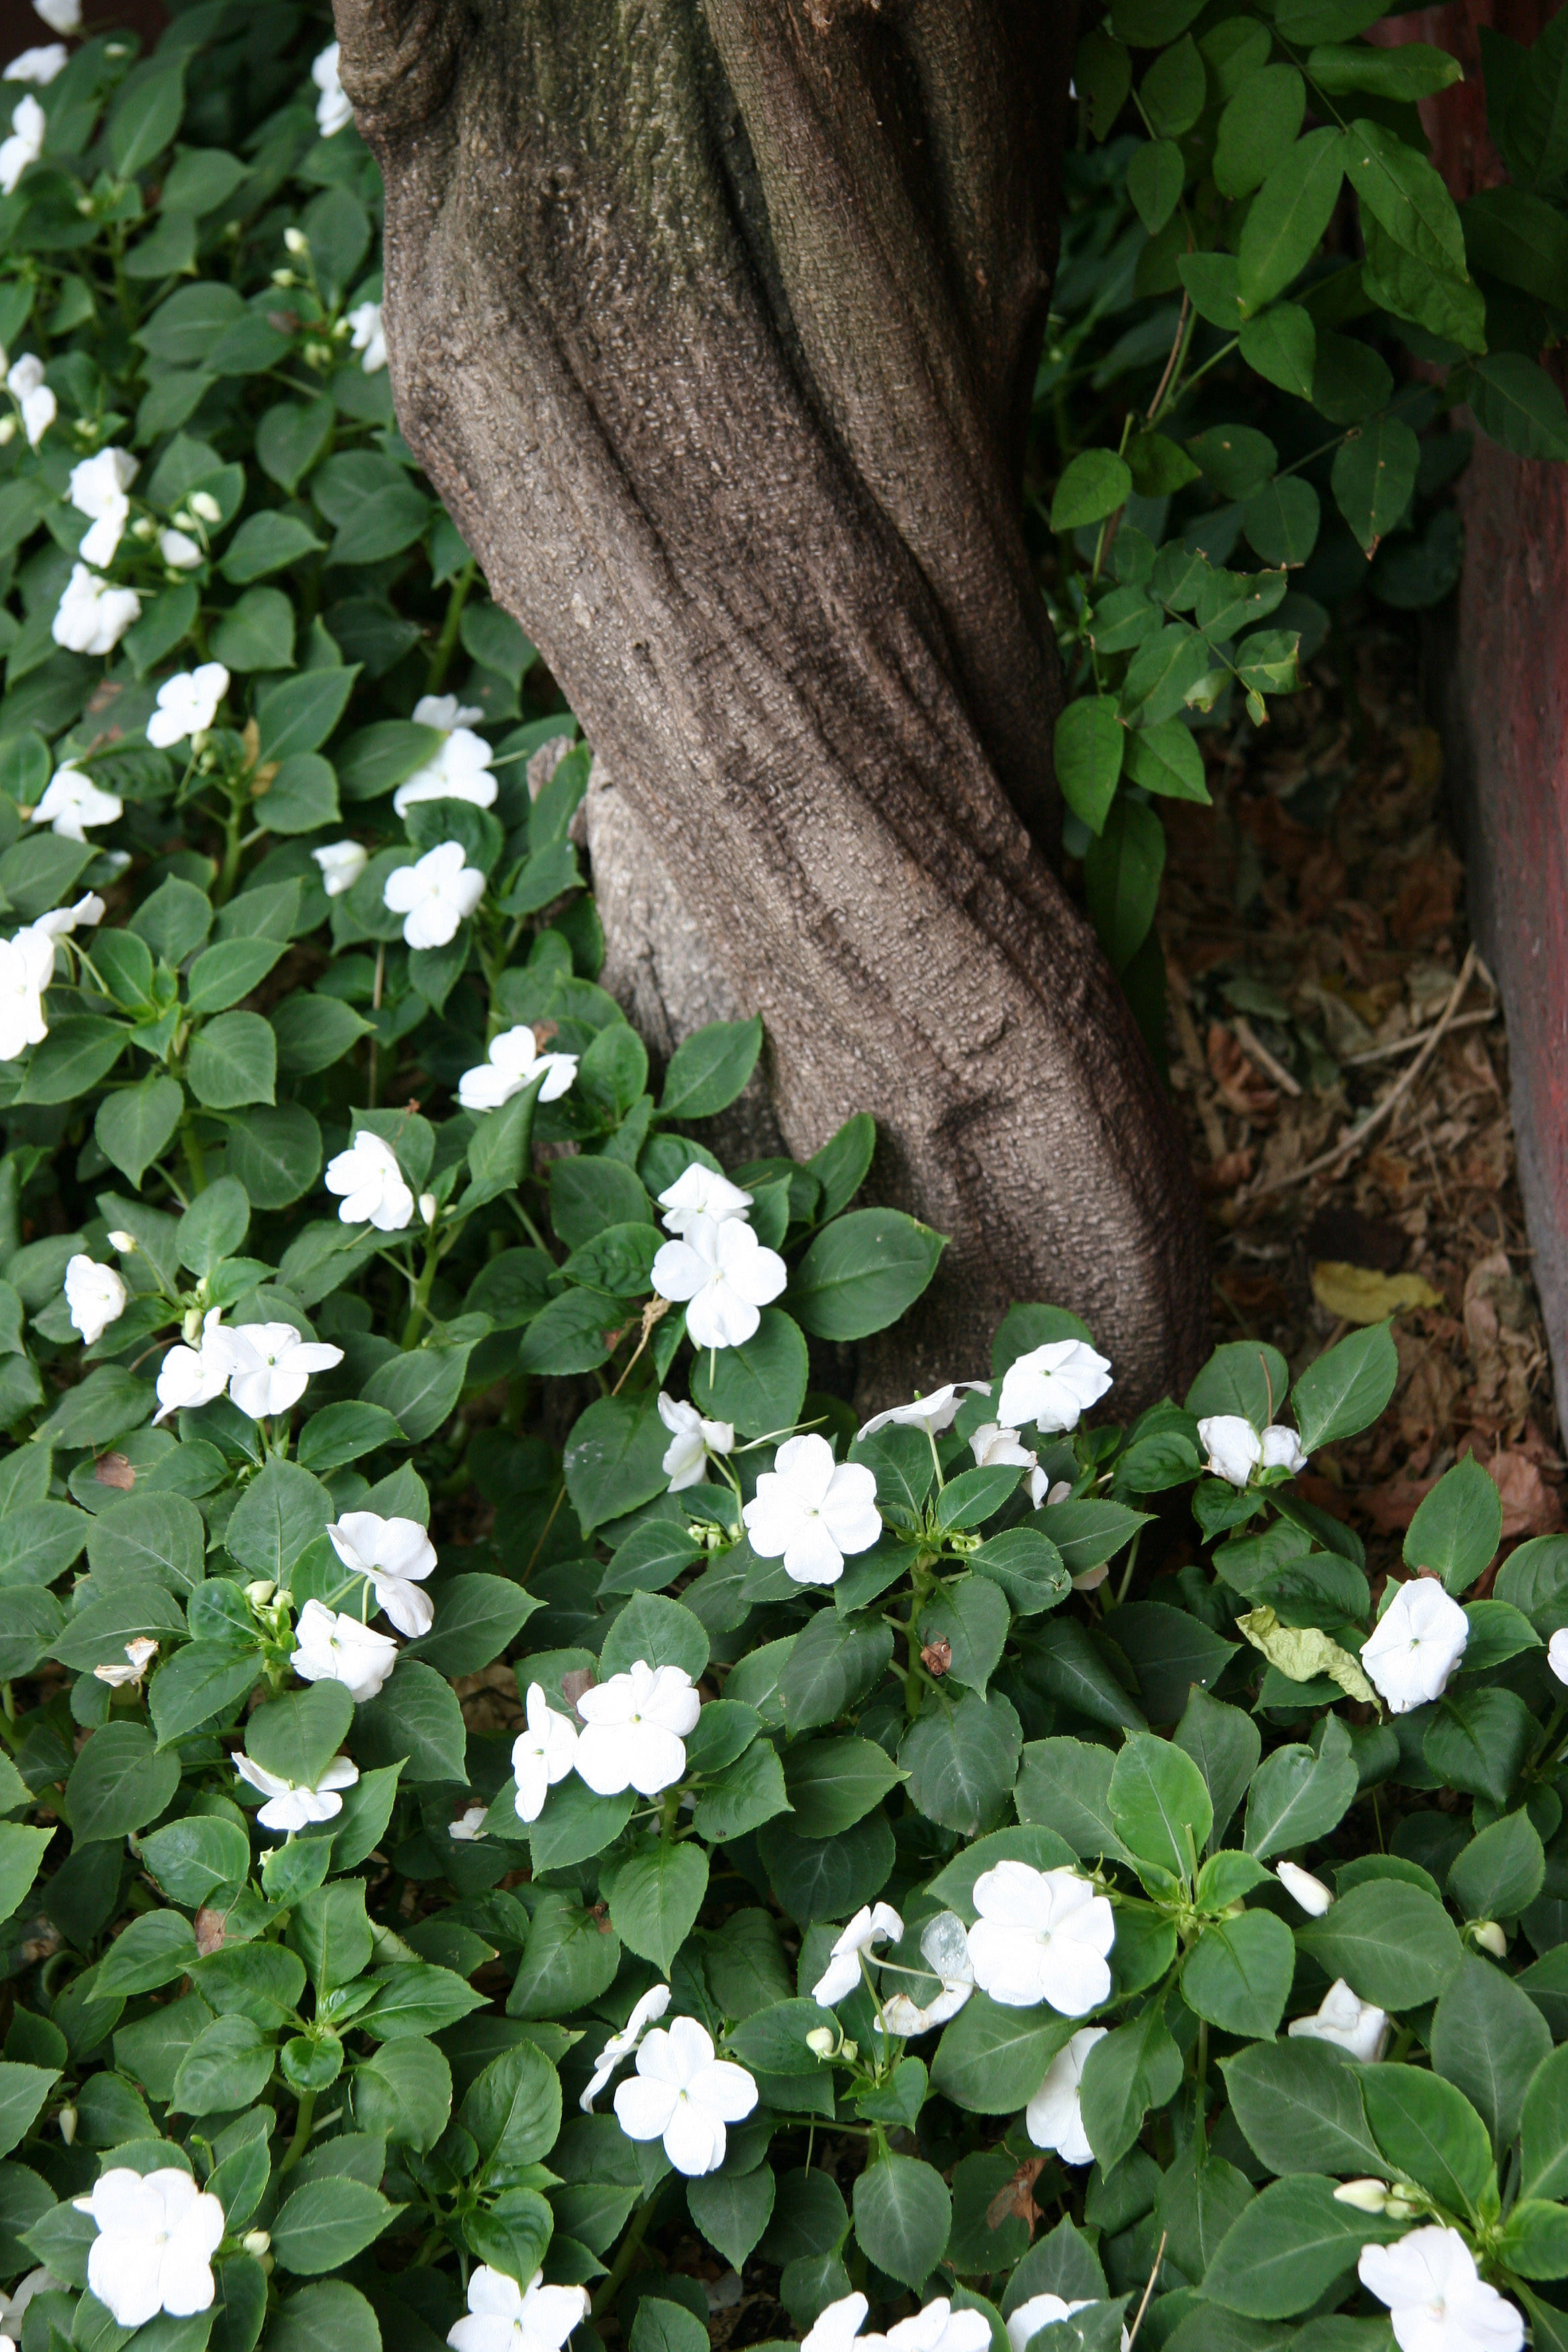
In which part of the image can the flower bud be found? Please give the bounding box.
[183,1304,205,1343]
[243,2230,271,2258]
[1473,1920,1508,1958]
[244,1579,277,1608]
[284,227,309,255]
[189,491,222,524]
[132,515,158,539]
[57,2104,77,2146]
[840,2039,858,2063]
[1276,1861,1334,1918]
[419,1192,437,1226]
[1385,2193,1423,2220]
[107,1230,136,1253]
[0,417,15,447]
[805,2028,835,2058]
[1334,2179,1391,2213]
[271,268,296,287]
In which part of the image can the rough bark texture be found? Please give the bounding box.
[334,0,1209,1406]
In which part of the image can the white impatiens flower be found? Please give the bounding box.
[1261,1424,1310,1475]
[222,1322,343,1419]
[658,1392,735,1491]
[30,765,122,840]
[612,2014,757,2176]
[858,1383,988,1440]
[146,664,229,751]
[1026,2026,1107,2165]
[656,1163,753,1236]
[1197,1415,1262,1486]
[803,2295,876,2352]
[879,1910,975,2037]
[289,1598,398,1703]
[234,1749,359,1832]
[742,1432,881,1586]
[883,2300,993,2352]
[1289,1978,1390,2064]
[1276,1861,1333,1916]
[1361,1577,1469,1714]
[311,40,352,136]
[0,924,55,1061]
[996,1339,1113,1434]
[1006,2298,1099,2352]
[383,840,485,950]
[1359,2228,1523,2352]
[6,353,54,445]
[52,562,140,654]
[75,2169,224,2329]
[970,1421,1051,1507]
[346,299,386,373]
[813,1902,903,2006]
[575,1661,701,1798]
[327,1511,437,1636]
[324,1130,415,1232]
[63,1253,127,1344]
[967,1861,1116,2016]
[415,693,485,731]
[392,722,496,817]
[34,0,81,30]
[457,1023,578,1113]
[5,44,68,81]
[0,93,44,193]
[511,1681,579,1822]
[153,1309,232,1424]
[311,839,368,897]
[448,2266,591,2352]
[34,891,104,938]
[651,1211,787,1351]
[1550,1628,1568,1688]
[69,446,138,567]
[580,1983,673,2112]
[94,1637,159,1689]
[450,1806,487,1842]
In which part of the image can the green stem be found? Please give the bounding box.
[213,797,245,907]
[591,2196,658,2318]
[182,1122,208,1196]
[402,1239,440,1349]
[426,560,477,695]
[276,2090,315,2179]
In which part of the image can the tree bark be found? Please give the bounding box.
[335,0,1209,1408]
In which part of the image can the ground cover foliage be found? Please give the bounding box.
[1,7,1568,2352]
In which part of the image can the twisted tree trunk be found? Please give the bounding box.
[335,0,1209,1407]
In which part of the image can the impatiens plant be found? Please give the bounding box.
[2,6,1568,2352]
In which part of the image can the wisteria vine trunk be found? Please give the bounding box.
[333,0,1208,1405]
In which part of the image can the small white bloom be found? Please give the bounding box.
[1336,2179,1394,2214]
[652,1212,787,1351]
[1276,1861,1333,1916]
[146,665,228,750]
[30,765,122,840]
[75,2168,224,2329]
[153,1308,231,1424]
[1288,1977,1390,2064]
[6,352,54,445]
[1006,2297,1097,2352]
[69,445,137,567]
[189,490,222,524]
[34,892,104,938]
[311,41,352,136]
[449,1806,488,1841]
[159,527,203,570]
[94,1637,158,1689]
[658,1392,735,1491]
[1197,1414,1263,1485]
[346,299,386,373]
[413,693,485,730]
[311,838,368,897]
[969,1422,1034,1472]
[656,1163,753,1236]
[802,2295,877,2352]
[858,1383,987,1440]
[0,92,44,193]
[511,1681,579,1822]
[419,1191,437,1224]
[4,44,68,81]
[580,1983,672,2112]
[612,2014,757,2176]
[812,1902,903,2006]
[1261,1424,1310,1474]
[885,2300,993,2352]
[0,922,53,1060]
[879,1909,976,2037]
[1361,1577,1469,1714]
[327,1510,437,1636]
[34,0,81,30]
[1549,1628,1568,1687]
[392,722,496,816]
[234,1749,359,1833]
[575,1660,701,1798]
[1473,1920,1508,1958]
[289,1597,398,1703]
[324,1130,415,1232]
[967,1860,1116,2015]
[457,1022,577,1112]
[52,562,140,654]
[742,1431,881,1585]
[0,2271,59,2342]
[1026,2026,1106,2165]
[996,1338,1113,1434]
[383,840,485,950]
[64,1253,127,1344]
[1359,2227,1523,2352]
[107,1230,136,1252]
[222,1321,343,1419]
[447,2265,591,2352]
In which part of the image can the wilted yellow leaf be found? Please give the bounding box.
[1236,1604,1379,1710]
[1310,1261,1442,1324]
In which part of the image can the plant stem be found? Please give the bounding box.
[182,1122,208,1195]
[402,1238,440,1349]
[276,2089,315,2179]
[591,2196,658,2318]
[214,797,245,907]
[426,560,477,695]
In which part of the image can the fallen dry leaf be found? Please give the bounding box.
[1208,1022,1278,1119]
[1310,1261,1444,1324]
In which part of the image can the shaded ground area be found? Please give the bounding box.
[1153,616,1563,1555]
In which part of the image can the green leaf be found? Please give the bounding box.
[898,1691,1022,1837]
[1052,450,1133,531]
[917,1575,1012,1694]
[139,1814,251,1908]
[1109,1732,1212,1880]
[807,1114,877,1220]
[111,59,187,175]
[1202,2175,1396,2317]
[1124,718,1210,804]
[460,2039,563,2184]
[563,1390,671,1532]
[172,2013,277,2116]
[508,1892,622,2019]
[853,2154,950,2290]
[1173,1687,1261,1851]
[1238,130,1346,312]
[1053,699,1128,837]
[1244,476,1321,569]
[781,1613,895,1731]
[1467,353,1568,462]
[688,2166,777,2270]
[931,1992,1075,2116]
[255,667,360,765]
[1179,1909,1295,2039]
[406,1575,539,1679]
[464,1080,542,1210]
[692,1308,810,1438]
[1079,2002,1184,2171]
[1216,66,1308,199]
[88,1491,206,1594]
[352,2036,453,2153]
[0,2061,58,2159]
[783,1738,903,1839]
[1085,797,1164,974]
[95,1076,184,1189]
[1361,2064,1494,2215]
[1242,1716,1360,1859]
[1448,1812,1545,1923]
[1222,2037,1386,2178]
[1424,1688,1534,1809]
[1016,1737,1134,1865]
[271,2177,399,2275]
[790,1208,945,1342]
[970,1528,1069,1617]
[228,1457,332,1581]
[603,1842,709,1971]
[1432,1956,1552,2152]
[658,1016,765,1118]
[354,1658,468,1785]
[247,1681,354,1790]
[1290,1323,1399,1452]
[228,1104,324,1209]
[1128,139,1185,236]
[150,1640,264,1745]
[1342,116,1467,277]
[17,1017,128,1106]
[1295,1879,1463,2010]
[1332,418,1420,556]
[66,1723,179,1841]
[265,2283,383,2352]
[187,1011,277,1109]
